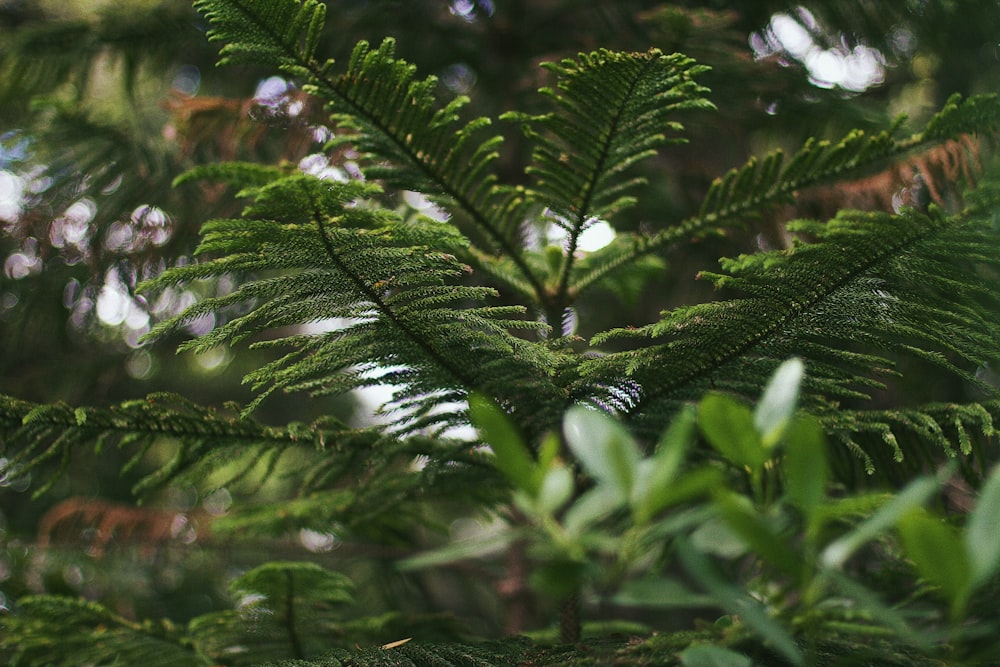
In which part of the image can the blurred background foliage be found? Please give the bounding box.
[1,0,999,642]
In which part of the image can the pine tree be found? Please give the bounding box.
[3,1,1000,664]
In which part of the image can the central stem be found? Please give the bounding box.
[284,570,304,659]
[560,592,581,643]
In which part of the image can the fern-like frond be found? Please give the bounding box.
[0,392,505,534]
[194,0,326,74]
[190,561,353,664]
[825,402,1000,478]
[258,638,533,667]
[0,595,209,667]
[141,168,562,433]
[694,94,998,228]
[507,49,711,227]
[211,436,503,540]
[583,198,1000,466]
[571,93,1000,296]
[194,0,547,300]
[0,391,327,498]
[503,48,711,309]
[173,161,290,189]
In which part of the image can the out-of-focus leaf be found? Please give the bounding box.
[398,532,514,571]
[823,473,940,569]
[470,393,538,494]
[632,405,697,523]
[897,508,971,617]
[714,492,801,578]
[782,416,828,521]
[613,576,715,609]
[966,463,1000,587]
[531,559,588,598]
[564,485,624,535]
[564,405,641,502]
[754,357,805,448]
[536,464,575,514]
[677,538,803,666]
[699,393,766,471]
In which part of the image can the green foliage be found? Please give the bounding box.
[260,640,530,667]
[197,0,538,294]
[571,93,1000,296]
[419,361,1000,665]
[503,48,712,310]
[0,595,208,667]
[144,170,558,432]
[144,0,1000,471]
[588,201,1000,468]
[697,94,996,227]
[0,3,195,113]
[508,49,711,224]
[190,561,354,664]
[194,0,328,73]
[0,392,504,538]
[0,562,472,667]
[4,0,1000,665]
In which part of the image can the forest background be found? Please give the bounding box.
[2,1,1000,665]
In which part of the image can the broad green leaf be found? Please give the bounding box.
[714,492,801,578]
[469,393,538,494]
[536,431,562,476]
[563,406,641,502]
[631,405,696,522]
[966,463,1000,587]
[897,508,972,617]
[680,645,753,667]
[536,464,575,514]
[699,393,766,471]
[690,515,749,559]
[754,357,805,447]
[564,485,625,535]
[781,416,828,520]
[823,473,940,569]
[633,465,723,526]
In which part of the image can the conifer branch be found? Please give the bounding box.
[825,401,1000,476]
[571,93,1000,297]
[140,169,559,432]
[583,196,1000,462]
[0,391,505,534]
[503,49,712,320]
[0,596,209,667]
[311,40,549,302]
[308,189,480,396]
[1,391,326,497]
[194,0,550,303]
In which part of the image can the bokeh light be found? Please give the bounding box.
[751,8,886,93]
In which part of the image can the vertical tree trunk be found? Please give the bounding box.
[560,592,581,644]
[500,538,533,635]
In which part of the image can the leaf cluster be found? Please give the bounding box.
[132,0,1000,476]
[5,1,1000,665]
[0,392,503,539]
